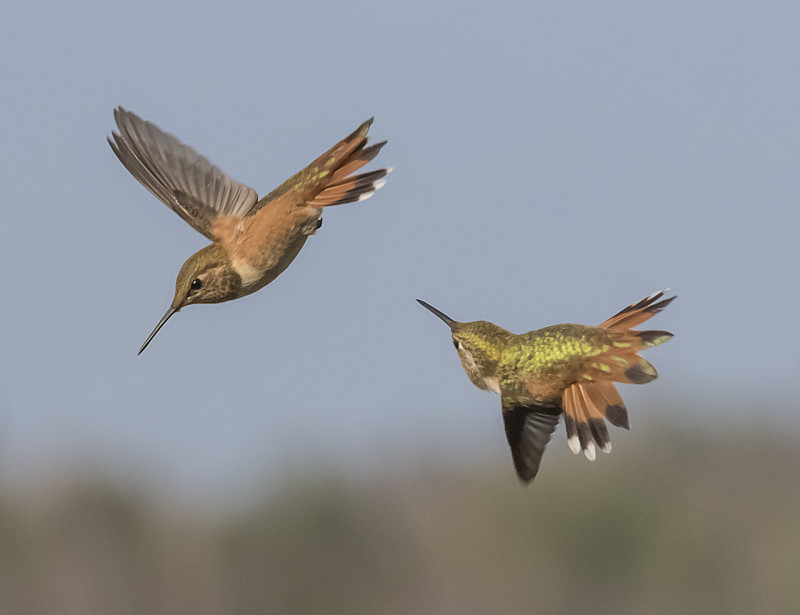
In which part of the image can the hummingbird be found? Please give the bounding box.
[417,291,675,484]
[108,107,390,353]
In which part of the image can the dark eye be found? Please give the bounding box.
[452,339,459,349]
[191,278,203,290]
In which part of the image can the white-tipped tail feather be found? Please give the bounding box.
[568,435,581,455]
[356,173,389,202]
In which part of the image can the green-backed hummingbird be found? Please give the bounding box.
[418,291,675,483]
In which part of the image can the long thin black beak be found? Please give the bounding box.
[416,299,456,327]
[138,306,178,355]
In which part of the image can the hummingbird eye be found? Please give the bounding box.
[453,339,460,349]
[191,278,203,290]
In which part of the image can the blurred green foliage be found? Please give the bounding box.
[1,421,799,615]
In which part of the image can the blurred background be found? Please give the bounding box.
[1,1,799,613]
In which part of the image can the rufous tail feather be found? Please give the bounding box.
[310,167,390,206]
[308,119,389,207]
[600,290,675,331]
[561,291,675,460]
[563,381,629,460]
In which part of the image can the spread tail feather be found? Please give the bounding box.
[563,382,629,460]
[248,118,389,215]
[560,292,675,460]
[307,120,390,207]
[309,167,391,206]
[580,290,675,385]
[600,290,676,331]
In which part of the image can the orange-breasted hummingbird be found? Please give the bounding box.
[109,108,389,353]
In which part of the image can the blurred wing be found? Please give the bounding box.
[108,107,258,239]
[502,401,562,484]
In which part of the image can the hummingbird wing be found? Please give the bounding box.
[502,401,562,484]
[108,107,258,240]
[245,118,389,216]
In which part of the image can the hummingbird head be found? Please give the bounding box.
[138,243,242,354]
[173,243,243,307]
[416,299,513,393]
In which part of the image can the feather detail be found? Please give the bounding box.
[248,118,389,214]
[109,107,258,240]
[599,290,676,331]
[563,382,619,459]
[502,401,561,483]
[309,168,390,207]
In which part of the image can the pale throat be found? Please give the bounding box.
[458,347,500,394]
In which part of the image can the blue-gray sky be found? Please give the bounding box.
[1,1,798,501]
